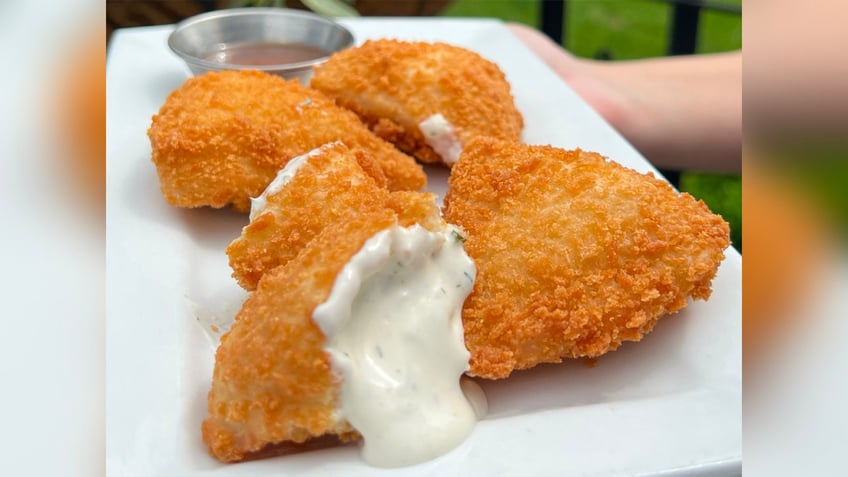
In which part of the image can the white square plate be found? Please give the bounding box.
[106,18,741,477]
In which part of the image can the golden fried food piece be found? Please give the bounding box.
[311,39,523,166]
[203,211,397,462]
[443,138,731,379]
[227,142,441,290]
[148,70,425,212]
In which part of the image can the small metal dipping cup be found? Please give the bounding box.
[168,8,354,83]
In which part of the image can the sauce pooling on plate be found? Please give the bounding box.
[204,42,329,66]
[313,224,480,468]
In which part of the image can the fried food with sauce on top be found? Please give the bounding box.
[443,138,731,379]
[205,148,446,460]
[148,70,426,212]
[203,212,393,462]
[310,39,523,166]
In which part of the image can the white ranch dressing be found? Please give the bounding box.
[312,224,479,467]
[419,113,463,165]
[248,142,340,221]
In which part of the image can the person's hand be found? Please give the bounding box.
[507,23,741,173]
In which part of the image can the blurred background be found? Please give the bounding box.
[106,0,743,252]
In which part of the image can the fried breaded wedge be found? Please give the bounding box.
[310,39,523,166]
[202,211,397,462]
[148,70,425,212]
[227,142,441,290]
[444,138,731,379]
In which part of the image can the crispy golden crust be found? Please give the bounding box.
[311,40,523,165]
[227,142,443,290]
[388,190,443,231]
[207,144,447,460]
[203,210,398,462]
[148,70,425,211]
[226,142,390,290]
[444,138,730,379]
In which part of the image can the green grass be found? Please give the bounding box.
[442,0,742,58]
[699,1,743,54]
[567,0,668,59]
[442,0,743,251]
[441,0,539,25]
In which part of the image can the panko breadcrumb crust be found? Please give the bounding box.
[444,138,731,379]
[205,147,444,460]
[227,142,441,290]
[311,39,523,165]
[203,211,396,462]
[148,70,426,212]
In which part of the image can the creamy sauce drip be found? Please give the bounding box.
[460,376,488,419]
[419,113,463,165]
[312,224,478,467]
[248,142,339,221]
